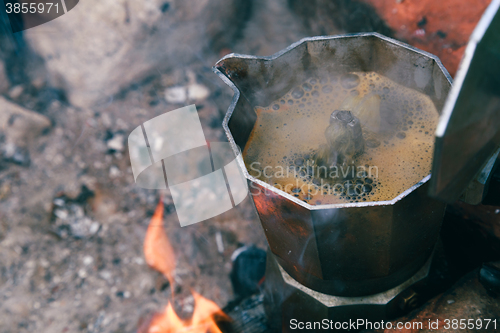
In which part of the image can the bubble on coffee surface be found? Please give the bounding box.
[243,72,438,205]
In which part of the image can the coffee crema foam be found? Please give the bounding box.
[243,72,438,205]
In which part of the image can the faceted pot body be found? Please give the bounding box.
[214,33,451,296]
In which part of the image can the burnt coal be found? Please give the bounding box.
[1,143,30,167]
[50,186,99,239]
[230,246,266,298]
[479,261,500,296]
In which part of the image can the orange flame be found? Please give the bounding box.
[144,199,176,287]
[143,199,228,333]
[147,291,228,333]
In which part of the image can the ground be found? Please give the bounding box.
[0,0,498,332]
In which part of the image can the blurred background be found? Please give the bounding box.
[0,0,497,332]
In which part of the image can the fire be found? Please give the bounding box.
[147,291,227,333]
[143,199,176,287]
[143,199,228,333]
